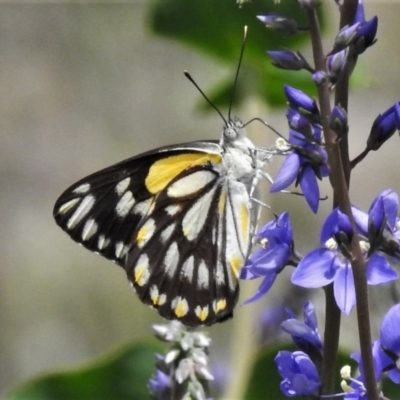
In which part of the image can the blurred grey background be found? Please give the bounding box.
[1,1,400,399]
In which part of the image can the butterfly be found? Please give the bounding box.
[53,31,275,327]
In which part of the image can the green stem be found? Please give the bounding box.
[305,2,379,399]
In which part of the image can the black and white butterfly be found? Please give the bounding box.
[53,29,275,327]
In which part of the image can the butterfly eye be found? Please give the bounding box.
[224,127,239,141]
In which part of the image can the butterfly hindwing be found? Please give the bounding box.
[126,172,253,326]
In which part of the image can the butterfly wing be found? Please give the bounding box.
[126,174,253,326]
[53,140,253,326]
[54,141,220,264]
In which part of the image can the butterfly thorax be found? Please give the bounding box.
[220,117,259,185]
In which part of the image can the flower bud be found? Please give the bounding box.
[353,16,378,55]
[332,22,361,53]
[329,105,348,140]
[327,49,348,84]
[284,85,320,121]
[257,14,299,34]
[367,102,400,150]
[267,50,309,71]
[311,71,329,85]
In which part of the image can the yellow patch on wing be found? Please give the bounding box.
[136,219,155,247]
[150,285,166,306]
[213,299,227,313]
[172,296,189,318]
[145,153,221,194]
[218,191,227,214]
[195,305,209,322]
[230,255,243,278]
[134,254,150,286]
[240,202,250,245]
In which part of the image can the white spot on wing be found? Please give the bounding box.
[137,219,156,248]
[66,195,95,229]
[197,260,209,288]
[98,235,110,250]
[182,185,218,241]
[115,177,131,195]
[58,198,80,215]
[133,198,153,217]
[115,191,135,217]
[167,170,216,198]
[81,218,98,241]
[215,261,225,285]
[150,285,167,306]
[165,204,181,216]
[160,223,176,243]
[73,183,90,194]
[115,241,130,259]
[164,242,179,278]
[134,254,150,286]
[181,256,194,282]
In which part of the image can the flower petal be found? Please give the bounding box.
[299,166,319,213]
[366,253,398,284]
[333,263,356,315]
[380,304,400,355]
[291,249,338,288]
[242,273,277,304]
[270,153,300,192]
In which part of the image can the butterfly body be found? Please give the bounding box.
[54,118,268,326]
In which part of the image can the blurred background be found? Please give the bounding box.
[1,1,400,398]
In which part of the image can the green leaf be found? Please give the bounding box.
[149,0,324,109]
[5,341,162,400]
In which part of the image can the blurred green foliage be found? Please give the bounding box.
[5,342,161,400]
[149,0,323,110]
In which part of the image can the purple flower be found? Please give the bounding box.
[267,50,310,71]
[257,14,300,35]
[281,302,323,357]
[366,102,400,151]
[275,351,320,397]
[240,212,293,303]
[292,207,397,315]
[148,369,171,399]
[284,85,320,118]
[352,189,400,265]
[379,304,400,384]
[352,340,391,384]
[271,128,328,213]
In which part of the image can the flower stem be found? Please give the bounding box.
[305,2,379,399]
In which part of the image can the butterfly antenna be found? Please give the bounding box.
[184,70,227,125]
[228,25,248,121]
